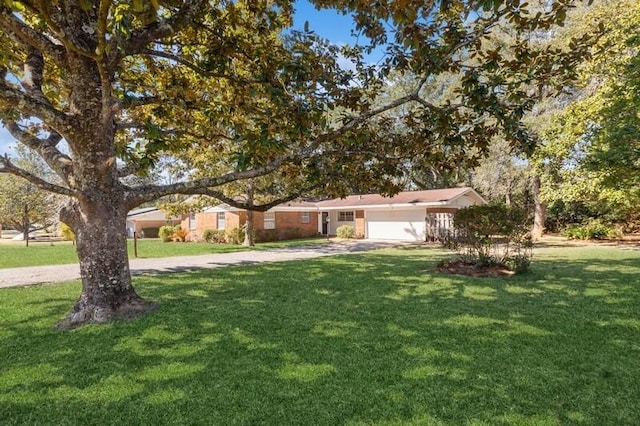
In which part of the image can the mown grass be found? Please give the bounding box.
[1,245,639,425]
[0,237,327,269]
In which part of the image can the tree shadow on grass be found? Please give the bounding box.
[0,247,639,425]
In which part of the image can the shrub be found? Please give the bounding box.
[564,219,621,240]
[172,227,188,242]
[141,227,159,238]
[203,229,226,243]
[447,204,533,274]
[255,229,279,243]
[59,222,75,241]
[225,227,245,245]
[505,254,531,274]
[159,225,175,242]
[336,225,355,239]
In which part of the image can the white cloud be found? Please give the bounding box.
[336,52,357,72]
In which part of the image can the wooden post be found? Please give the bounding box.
[24,204,29,248]
[133,231,138,258]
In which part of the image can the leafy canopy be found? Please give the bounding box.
[0,0,599,211]
[534,0,640,225]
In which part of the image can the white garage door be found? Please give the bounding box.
[366,209,426,241]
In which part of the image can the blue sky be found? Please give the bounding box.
[0,1,366,156]
[293,0,359,46]
[0,128,13,156]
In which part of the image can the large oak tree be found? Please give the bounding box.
[0,0,595,328]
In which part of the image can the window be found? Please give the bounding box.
[217,212,225,229]
[264,211,276,229]
[189,213,196,230]
[338,211,354,222]
[300,211,310,224]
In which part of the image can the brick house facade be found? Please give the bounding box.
[182,208,319,242]
[130,187,486,242]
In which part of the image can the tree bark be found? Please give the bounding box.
[532,175,546,240]
[56,199,156,329]
[45,51,155,329]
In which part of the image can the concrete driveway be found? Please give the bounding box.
[0,239,408,288]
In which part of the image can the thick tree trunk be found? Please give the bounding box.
[531,175,546,240]
[48,52,156,329]
[56,199,156,329]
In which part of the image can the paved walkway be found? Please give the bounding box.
[0,240,406,288]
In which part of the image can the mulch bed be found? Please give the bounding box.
[437,260,515,277]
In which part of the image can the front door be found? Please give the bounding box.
[321,212,329,235]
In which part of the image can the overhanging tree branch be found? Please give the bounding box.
[0,154,76,197]
[116,163,145,179]
[3,119,74,182]
[115,95,161,112]
[113,0,209,64]
[0,77,74,135]
[0,5,66,64]
[186,182,324,213]
[139,48,270,85]
[124,150,303,208]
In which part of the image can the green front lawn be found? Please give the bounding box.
[0,237,327,269]
[1,246,639,425]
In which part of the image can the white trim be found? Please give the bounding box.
[204,204,316,213]
[317,202,450,211]
[203,205,240,213]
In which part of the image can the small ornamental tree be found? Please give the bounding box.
[446,204,532,273]
[0,145,60,245]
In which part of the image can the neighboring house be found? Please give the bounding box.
[183,187,485,242]
[126,207,180,238]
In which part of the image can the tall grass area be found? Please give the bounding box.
[1,246,639,425]
[0,238,327,269]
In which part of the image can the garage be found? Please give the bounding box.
[366,209,426,241]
